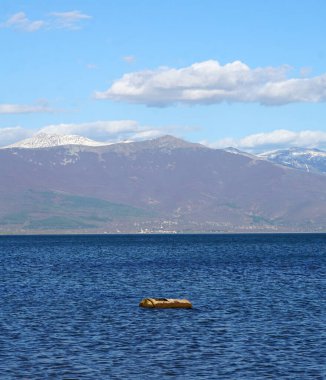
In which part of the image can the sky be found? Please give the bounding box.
[1,0,326,152]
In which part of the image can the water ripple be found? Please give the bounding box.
[0,234,325,379]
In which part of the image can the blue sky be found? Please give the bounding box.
[1,0,326,151]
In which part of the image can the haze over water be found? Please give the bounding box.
[0,234,325,379]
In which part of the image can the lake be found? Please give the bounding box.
[0,234,325,379]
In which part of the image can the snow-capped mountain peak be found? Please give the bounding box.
[259,147,326,174]
[260,147,326,159]
[4,133,107,149]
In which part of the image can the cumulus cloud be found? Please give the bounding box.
[209,129,326,152]
[300,67,312,77]
[1,12,45,32]
[0,103,53,114]
[0,127,32,147]
[94,59,326,106]
[50,11,91,30]
[39,120,166,142]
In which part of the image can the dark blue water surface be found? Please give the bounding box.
[0,234,325,379]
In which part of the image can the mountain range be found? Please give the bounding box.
[0,133,325,233]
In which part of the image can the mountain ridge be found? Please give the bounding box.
[3,133,206,152]
[4,132,326,175]
[1,135,325,233]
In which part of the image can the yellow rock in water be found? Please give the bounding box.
[139,298,192,309]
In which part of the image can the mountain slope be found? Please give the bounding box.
[1,136,326,232]
[0,190,151,231]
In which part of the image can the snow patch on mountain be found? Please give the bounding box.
[4,133,107,149]
[223,147,258,159]
[260,147,326,174]
[260,147,326,159]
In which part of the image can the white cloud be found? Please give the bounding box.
[1,12,45,32]
[39,120,166,142]
[0,103,53,114]
[300,67,312,77]
[50,11,91,30]
[122,55,136,63]
[0,127,32,146]
[1,10,90,32]
[209,129,326,152]
[86,63,98,70]
[94,59,326,106]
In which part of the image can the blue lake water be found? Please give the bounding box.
[0,234,325,379]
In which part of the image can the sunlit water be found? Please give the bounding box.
[0,234,325,379]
